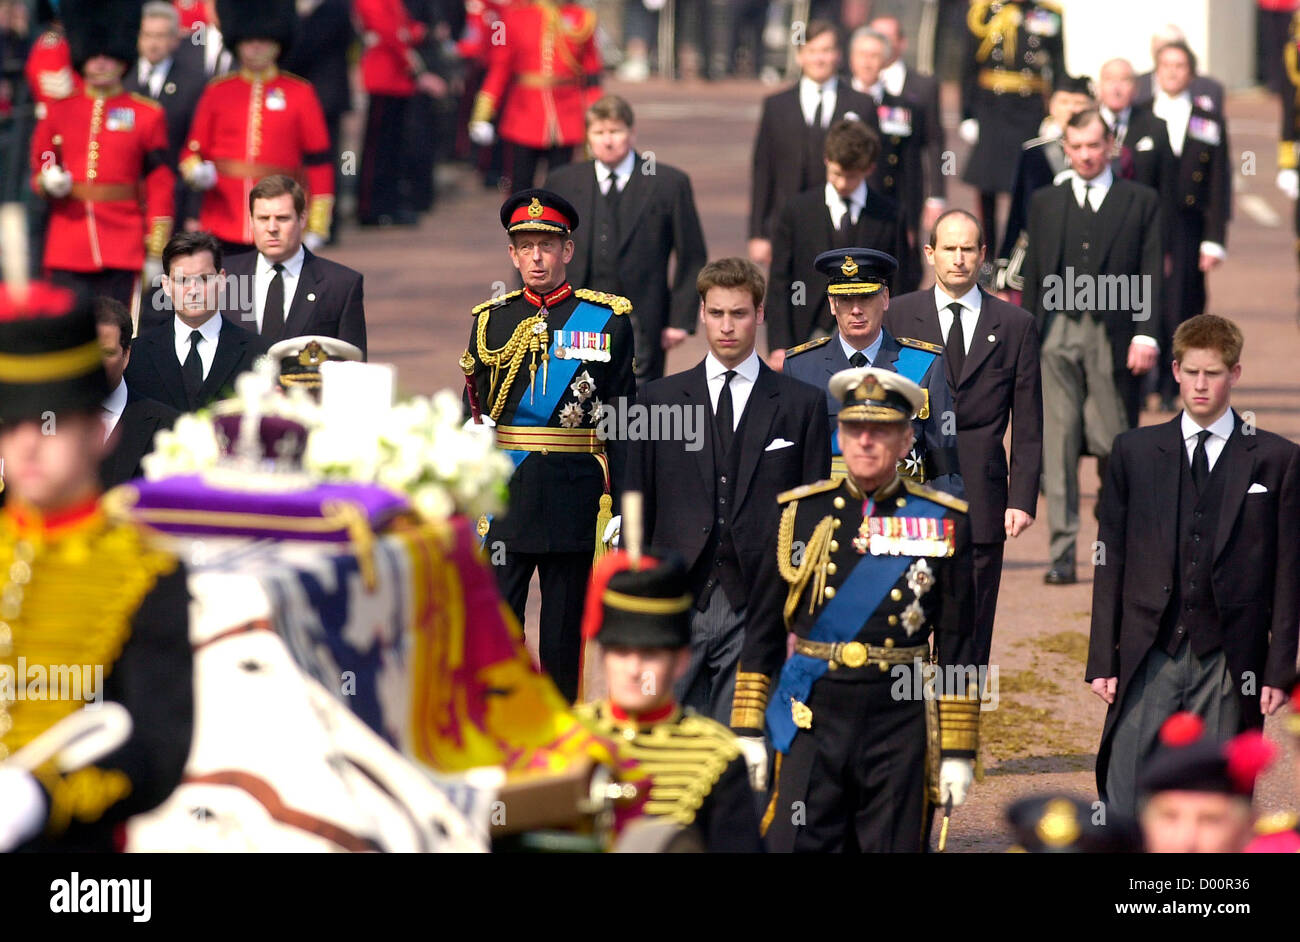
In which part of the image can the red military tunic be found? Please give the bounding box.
[24,29,83,118]
[356,0,427,97]
[457,0,515,66]
[30,88,174,273]
[471,0,602,149]
[181,68,335,245]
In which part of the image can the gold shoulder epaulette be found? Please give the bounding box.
[1255,811,1300,835]
[786,335,832,357]
[902,477,969,514]
[777,478,841,504]
[574,288,632,315]
[128,92,163,111]
[898,336,944,355]
[472,288,522,315]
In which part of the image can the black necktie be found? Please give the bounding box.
[263,263,285,339]
[849,351,868,368]
[945,301,966,385]
[810,88,824,129]
[182,329,203,402]
[1082,183,1096,213]
[1191,429,1211,491]
[716,370,737,456]
[838,199,855,238]
[807,88,827,186]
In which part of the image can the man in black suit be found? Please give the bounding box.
[747,19,877,268]
[884,210,1042,667]
[1021,109,1162,585]
[1087,315,1300,817]
[94,297,179,489]
[126,231,268,413]
[1133,25,1225,113]
[220,175,367,355]
[1146,40,1230,411]
[869,14,946,236]
[849,27,931,296]
[768,119,910,363]
[125,3,206,232]
[545,95,708,386]
[623,257,829,724]
[1097,58,1169,191]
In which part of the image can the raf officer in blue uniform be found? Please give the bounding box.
[783,248,963,496]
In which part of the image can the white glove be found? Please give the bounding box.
[736,736,768,792]
[39,165,72,198]
[187,160,218,191]
[0,768,47,852]
[601,514,621,547]
[959,118,979,147]
[643,0,666,9]
[468,121,496,147]
[303,232,326,253]
[1278,169,1299,201]
[462,414,496,437]
[938,757,974,808]
[143,256,164,292]
[38,67,74,101]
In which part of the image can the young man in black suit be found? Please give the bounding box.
[1020,109,1162,585]
[767,119,909,364]
[545,95,708,387]
[94,297,179,490]
[126,231,268,413]
[884,210,1042,667]
[623,257,829,725]
[1087,315,1300,818]
[125,3,206,231]
[747,19,877,268]
[220,175,367,355]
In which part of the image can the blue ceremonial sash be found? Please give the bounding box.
[498,300,615,472]
[766,498,945,753]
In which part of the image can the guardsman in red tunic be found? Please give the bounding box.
[23,16,82,119]
[30,1,173,319]
[180,0,334,251]
[467,0,602,193]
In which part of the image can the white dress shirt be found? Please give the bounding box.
[824,180,867,230]
[173,312,223,380]
[254,244,306,334]
[934,283,982,354]
[851,77,885,105]
[1181,407,1234,474]
[838,328,885,366]
[705,350,761,429]
[799,75,838,128]
[1152,89,1192,157]
[596,148,636,195]
[102,378,128,442]
[137,56,172,98]
[1069,165,1114,212]
[880,60,906,98]
[1100,104,1132,145]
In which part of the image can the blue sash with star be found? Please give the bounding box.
[766,499,945,753]
[498,300,615,471]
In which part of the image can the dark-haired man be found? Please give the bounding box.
[125,230,268,413]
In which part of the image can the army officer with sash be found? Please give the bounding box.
[731,367,980,852]
[461,188,635,702]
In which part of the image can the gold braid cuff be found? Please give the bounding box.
[775,500,835,625]
[1281,140,1298,172]
[33,762,133,837]
[307,195,334,240]
[470,91,497,125]
[146,216,172,259]
[730,672,770,730]
[938,694,981,757]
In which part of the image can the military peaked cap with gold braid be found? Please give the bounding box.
[0,283,108,423]
[830,366,925,423]
[813,247,897,297]
[501,188,579,236]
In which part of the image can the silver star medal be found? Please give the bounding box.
[901,599,926,637]
[906,558,934,598]
[901,448,924,479]
[569,370,596,402]
[559,402,585,428]
[589,396,604,423]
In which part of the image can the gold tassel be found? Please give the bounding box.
[593,493,613,566]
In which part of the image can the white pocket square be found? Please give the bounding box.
[765,438,795,452]
[1135,136,1154,152]
[1247,482,1268,494]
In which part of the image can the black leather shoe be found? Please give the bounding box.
[1044,567,1077,585]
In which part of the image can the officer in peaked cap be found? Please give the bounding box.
[267,334,363,393]
[1005,794,1140,853]
[732,365,979,853]
[783,248,963,497]
[461,187,635,703]
[573,551,763,852]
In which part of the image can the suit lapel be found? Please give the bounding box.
[734,365,779,510]
[615,155,652,252]
[684,362,715,488]
[1093,180,1133,269]
[199,322,245,403]
[1041,185,1068,276]
[1213,413,1256,565]
[283,251,322,339]
[958,289,1003,385]
[149,328,191,411]
[1153,416,1183,553]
